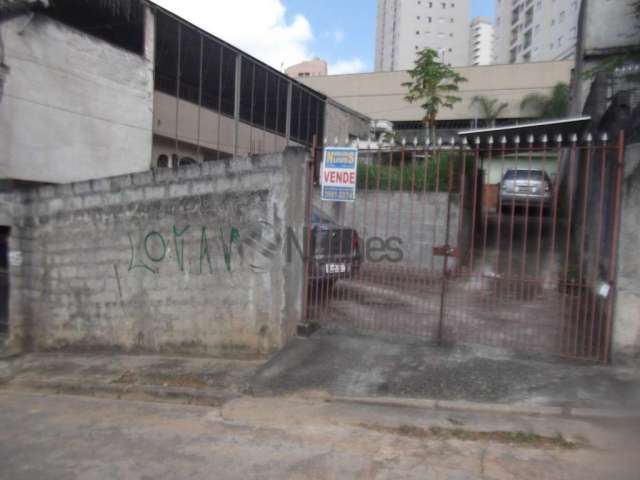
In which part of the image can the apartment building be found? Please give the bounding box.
[494,0,580,64]
[285,58,328,79]
[469,16,495,65]
[375,0,471,71]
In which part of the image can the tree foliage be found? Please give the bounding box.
[520,82,570,119]
[402,48,467,140]
[470,96,509,127]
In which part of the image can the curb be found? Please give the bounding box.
[327,395,640,420]
[3,380,639,421]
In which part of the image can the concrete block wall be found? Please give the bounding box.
[1,149,307,356]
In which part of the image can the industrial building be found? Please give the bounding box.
[0,0,369,184]
[301,60,573,140]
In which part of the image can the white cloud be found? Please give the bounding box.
[328,58,367,75]
[154,0,313,70]
[323,30,345,44]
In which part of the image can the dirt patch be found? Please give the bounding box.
[111,370,208,389]
[359,423,581,449]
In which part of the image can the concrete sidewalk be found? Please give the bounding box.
[250,329,640,415]
[1,328,639,417]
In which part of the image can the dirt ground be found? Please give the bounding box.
[1,390,639,480]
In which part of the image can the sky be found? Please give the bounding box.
[155,0,496,75]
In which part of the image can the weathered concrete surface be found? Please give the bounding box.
[251,329,640,410]
[0,13,153,183]
[2,352,260,400]
[613,142,640,362]
[0,390,639,479]
[1,150,307,356]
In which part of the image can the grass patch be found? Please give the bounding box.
[359,423,581,449]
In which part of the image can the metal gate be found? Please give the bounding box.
[301,131,625,362]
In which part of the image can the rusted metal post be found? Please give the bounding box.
[301,135,317,323]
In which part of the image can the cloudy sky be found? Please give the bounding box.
[155,0,495,75]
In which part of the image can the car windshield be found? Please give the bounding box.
[311,208,336,225]
[503,170,546,181]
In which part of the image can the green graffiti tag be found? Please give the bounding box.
[220,226,241,272]
[173,225,190,272]
[199,226,213,274]
[128,224,242,275]
[144,231,167,262]
[127,232,157,274]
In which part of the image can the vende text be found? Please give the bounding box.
[323,171,356,184]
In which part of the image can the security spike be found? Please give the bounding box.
[500,135,507,144]
[601,132,609,143]
[462,137,468,145]
[514,135,521,144]
[527,134,535,144]
[437,137,443,146]
[586,132,593,143]
[413,137,418,146]
[570,133,578,143]
[556,134,563,144]
[474,136,481,145]
[402,137,407,146]
[488,136,494,145]
[541,134,548,144]
[449,136,456,146]
[425,137,431,146]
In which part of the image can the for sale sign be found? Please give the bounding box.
[321,147,358,202]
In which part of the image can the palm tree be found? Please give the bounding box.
[403,48,467,142]
[520,82,570,119]
[470,96,509,127]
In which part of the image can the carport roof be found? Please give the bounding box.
[458,116,592,146]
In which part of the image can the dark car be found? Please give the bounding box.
[308,208,361,284]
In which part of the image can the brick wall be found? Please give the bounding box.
[1,149,307,356]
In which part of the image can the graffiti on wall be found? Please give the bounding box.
[127,221,285,275]
[128,225,242,274]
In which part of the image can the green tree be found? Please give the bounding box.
[470,96,509,127]
[403,48,467,142]
[520,82,570,119]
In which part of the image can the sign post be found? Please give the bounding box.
[320,147,358,202]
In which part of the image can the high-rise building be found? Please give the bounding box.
[469,17,495,65]
[285,58,328,79]
[375,0,471,71]
[494,0,579,65]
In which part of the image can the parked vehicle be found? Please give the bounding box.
[308,208,361,284]
[499,169,553,212]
